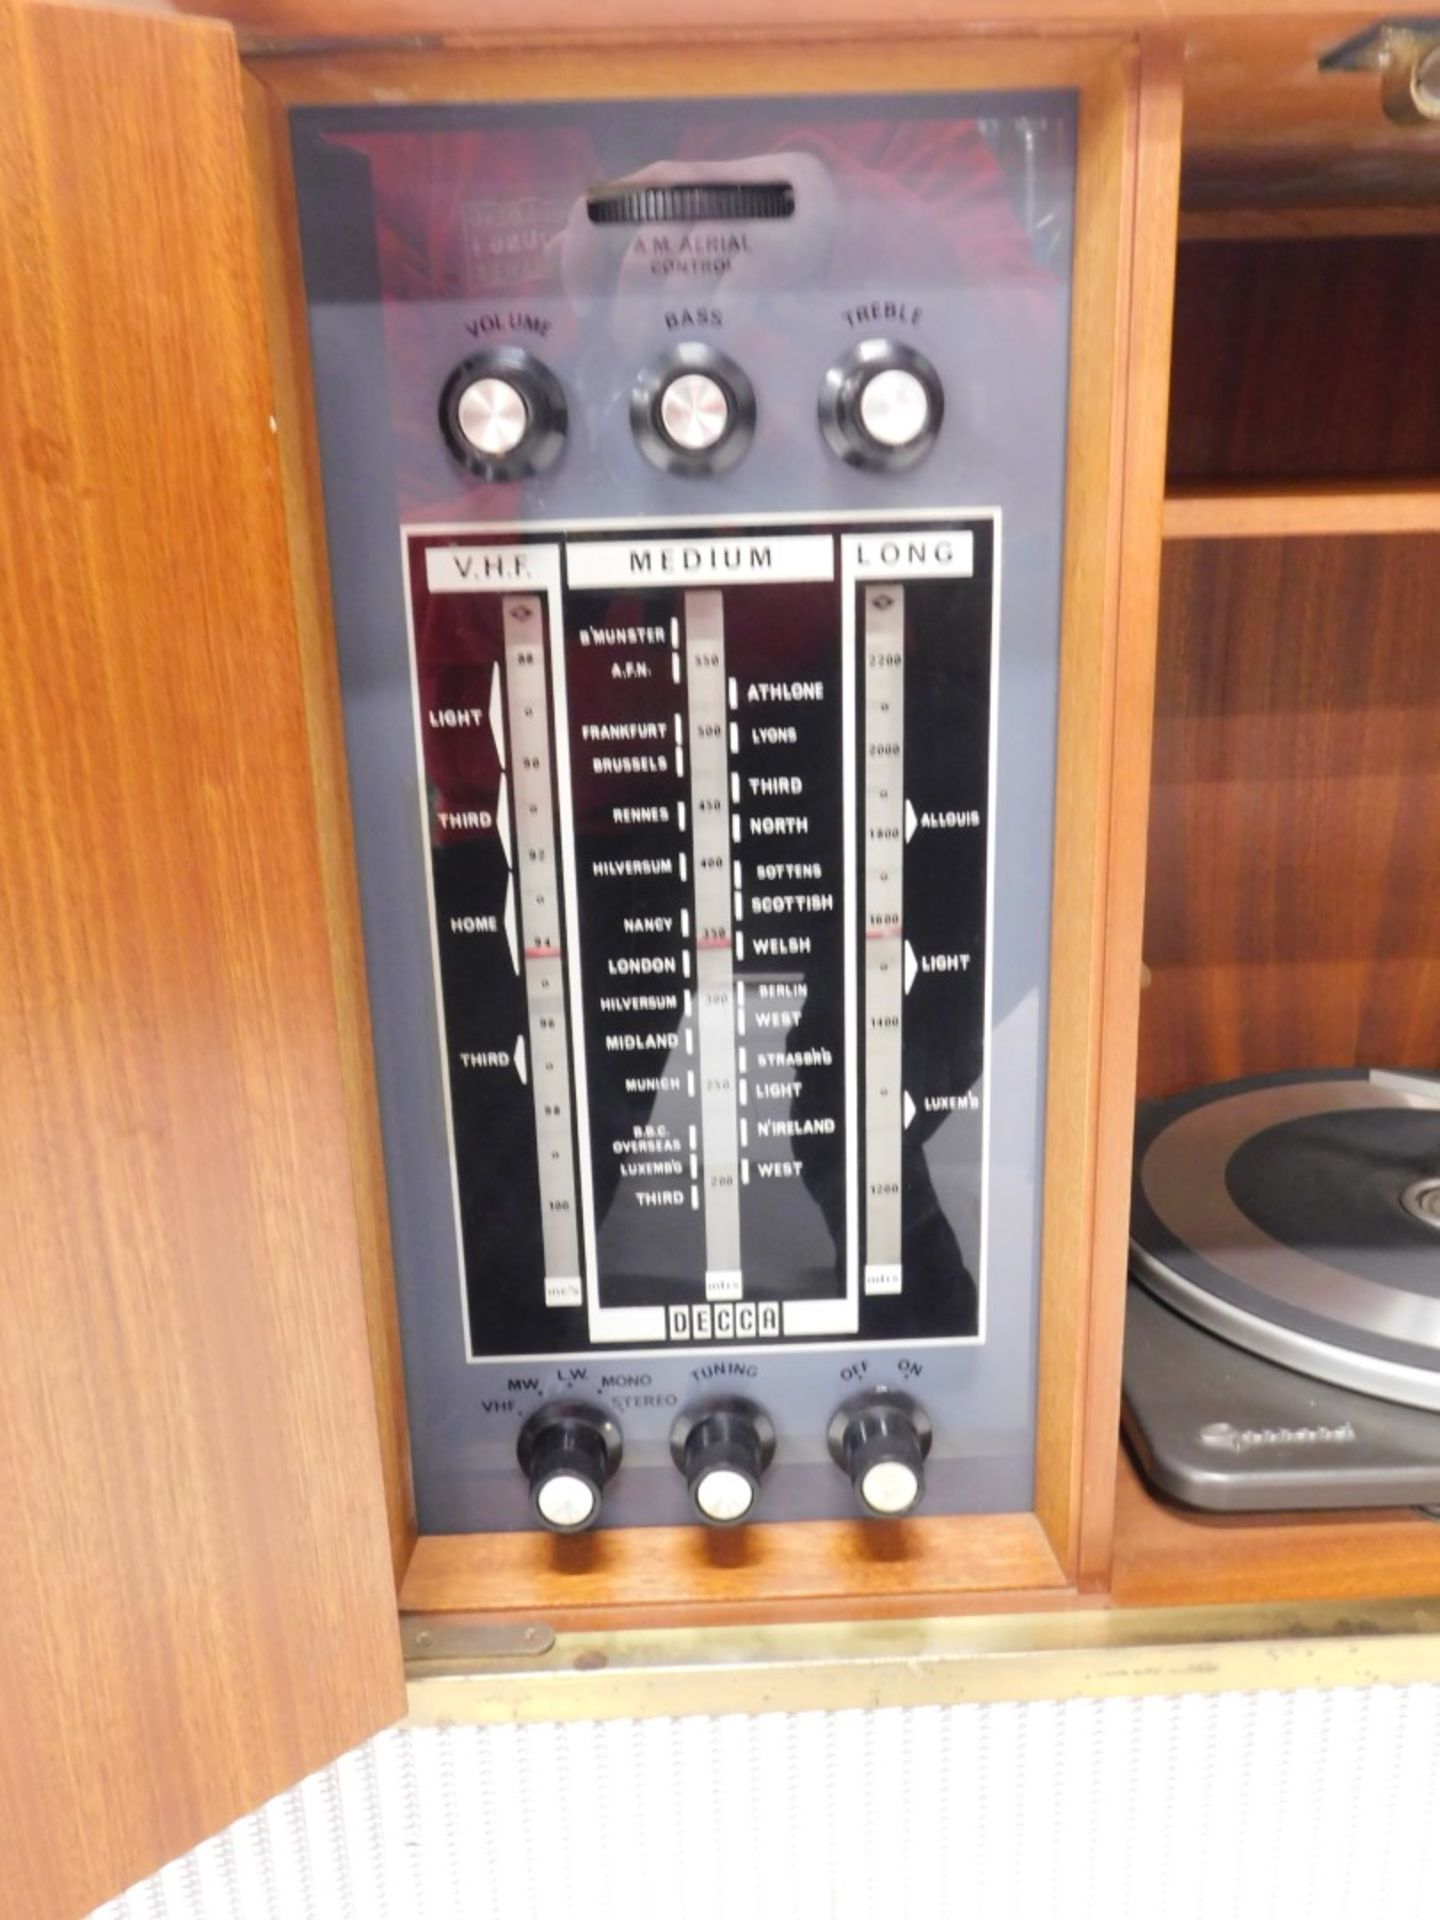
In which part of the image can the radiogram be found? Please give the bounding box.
[293,83,1086,1537]
[28,9,1440,1910]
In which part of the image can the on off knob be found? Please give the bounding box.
[818,339,943,471]
[828,1387,933,1518]
[517,1401,622,1533]
[632,343,756,476]
[439,346,568,482]
[670,1396,775,1526]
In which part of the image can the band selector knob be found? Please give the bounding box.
[517,1401,622,1533]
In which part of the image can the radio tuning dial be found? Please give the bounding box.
[828,1387,934,1518]
[819,339,944,471]
[439,346,568,482]
[517,1401,622,1533]
[632,343,756,476]
[670,1397,776,1527]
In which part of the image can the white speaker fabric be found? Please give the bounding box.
[94,1684,1440,1920]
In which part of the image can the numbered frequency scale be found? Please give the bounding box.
[295,90,1076,1531]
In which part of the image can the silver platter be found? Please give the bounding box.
[1132,1070,1440,1412]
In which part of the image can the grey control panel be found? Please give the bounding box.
[293,89,1076,1531]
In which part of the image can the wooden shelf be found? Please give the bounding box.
[1110,1446,1440,1610]
[399,1512,1070,1630]
[1164,481,1440,542]
[1180,207,1440,243]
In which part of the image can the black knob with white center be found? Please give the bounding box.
[828,1387,933,1518]
[517,1401,622,1533]
[819,339,944,471]
[631,343,756,476]
[439,347,568,482]
[670,1396,775,1527]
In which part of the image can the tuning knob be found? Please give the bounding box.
[670,1396,775,1526]
[819,339,943,471]
[439,347,568,482]
[632,343,756,476]
[828,1387,933,1517]
[517,1401,622,1533]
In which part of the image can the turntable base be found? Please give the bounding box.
[1124,1284,1440,1513]
[1125,1069,1440,1515]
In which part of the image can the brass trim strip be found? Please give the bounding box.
[405,1598,1440,1725]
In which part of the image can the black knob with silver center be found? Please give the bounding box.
[819,339,944,471]
[828,1387,933,1518]
[439,346,568,482]
[517,1401,622,1533]
[632,343,756,476]
[670,1396,775,1526]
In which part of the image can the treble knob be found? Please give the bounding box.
[818,339,944,471]
[517,1401,622,1533]
[828,1387,933,1517]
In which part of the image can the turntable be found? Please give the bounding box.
[1124,1069,1440,1513]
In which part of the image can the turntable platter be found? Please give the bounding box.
[1132,1070,1440,1411]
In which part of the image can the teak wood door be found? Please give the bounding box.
[0,5,405,1915]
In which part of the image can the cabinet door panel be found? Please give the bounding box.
[0,6,404,1915]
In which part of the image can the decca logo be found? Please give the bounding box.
[1198,1420,1358,1453]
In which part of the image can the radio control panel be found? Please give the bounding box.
[294,88,1077,1531]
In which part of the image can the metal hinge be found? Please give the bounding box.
[402,1615,557,1671]
[1321,19,1440,123]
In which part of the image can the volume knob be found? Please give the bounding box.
[439,347,568,482]
[828,1387,933,1517]
[670,1396,775,1526]
[517,1401,622,1533]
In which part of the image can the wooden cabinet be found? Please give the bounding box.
[2,3,1438,1913]
[0,7,405,1915]
[244,30,1180,1627]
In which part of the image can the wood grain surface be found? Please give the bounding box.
[400,1512,1069,1630]
[250,32,1125,105]
[1112,1446,1440,1608]
[1139,535,1440,1098]
[1067,35,1183,1588]
[175,0,1440,48]
[244,69,418,1588]
[1029,33,1182,1592]
[1164,481,1440,541]
[1168,236,1440,482]
[1181,208,1440,240]
[1178,14,1440,210]
[0,7,403,1915]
